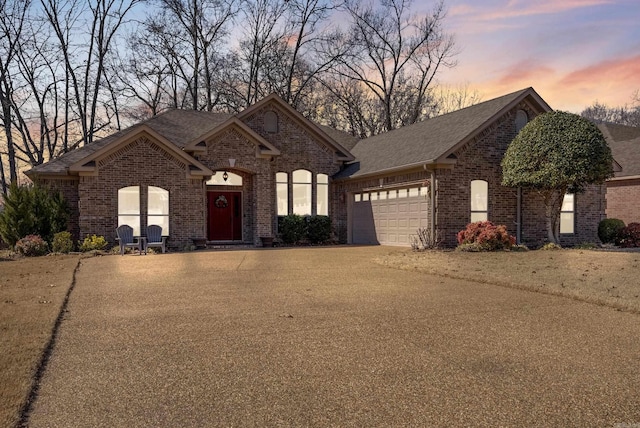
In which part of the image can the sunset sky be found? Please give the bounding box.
[430,0,640,112]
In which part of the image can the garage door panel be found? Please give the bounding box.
[352,191,429,247]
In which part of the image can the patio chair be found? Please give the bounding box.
[116,224,142,256]
[145,225,167,254]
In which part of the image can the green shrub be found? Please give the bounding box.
[280,214,306,244]
[510,244,529,252]
[15,234,49,257]
[456,221,515,251]
[306,215,331,244]
[617,223,640,248]
[52,231,74,253]
[598,218,625,244]
[0,182,69,246]
[78,235,108,252]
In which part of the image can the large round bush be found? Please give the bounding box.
[598,218,625,244]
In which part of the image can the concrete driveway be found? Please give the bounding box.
[28,246,640,427]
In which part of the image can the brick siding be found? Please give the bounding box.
[606,179,640,224]
[78,137,205,249]
[335,103,606,248]
[32,99,607,250]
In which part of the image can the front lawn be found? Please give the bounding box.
[378,248,640,313]
[0,254,80,427]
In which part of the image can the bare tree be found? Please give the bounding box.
[41,0,143,146]
[278,0,343,108]
[324,0,457,135]
[0,0,30,192]
[433,83,482,115]
[581,94,640,127]
[233,0,290,107]
[129,0,239,112]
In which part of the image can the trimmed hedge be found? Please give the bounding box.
[279,215,332,245]
[598,218,625,244]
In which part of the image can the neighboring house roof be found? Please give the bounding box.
[335,87,552,179]
[599,123,640,179]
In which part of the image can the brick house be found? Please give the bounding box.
[598,123,640,225]
[26,87,606,249]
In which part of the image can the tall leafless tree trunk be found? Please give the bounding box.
[0,0,30,192]
[326,0,457,135]
[42,0,142,146]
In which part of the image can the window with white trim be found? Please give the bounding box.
[470,180,488,222]
[276,172,288,216]
[560,193,575,234]
[118,186,141,236]
[147,186,169,234]
[317,174,329,215]
[292,169,312,215]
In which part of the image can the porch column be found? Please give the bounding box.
[255,169,274,244]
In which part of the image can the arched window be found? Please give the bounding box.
[292,169,312,215]
[316,174,329,215]
[515,110,528,133]
[470,180,488,222]
[264,111,278,133]
[206,171,243,186]
[118,186,140,235]
[148,186,169,234]
[276,172,288,216]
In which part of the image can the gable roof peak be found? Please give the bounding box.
[238,93,355,162]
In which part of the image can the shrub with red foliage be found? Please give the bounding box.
[15,234,49,257]
[617,222,640,248]
[457,221,516,251]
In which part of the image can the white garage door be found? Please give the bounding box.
[352,187,429,246]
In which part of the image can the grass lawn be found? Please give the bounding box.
[0,254,80,427]
[378,248,640,313]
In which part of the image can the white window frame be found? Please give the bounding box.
[276,172,288,216]
[147,186,169,235]
[118,186,141,236]
[292,169,312,215]
[470,180,488,222]
[560,193,575,234]
[316,174,329,216]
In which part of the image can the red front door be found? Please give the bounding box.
[208,191,242,241]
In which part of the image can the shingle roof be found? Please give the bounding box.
[335,87,550,179]
[316,125,360,151]
[599,123,640,178]
[28,110,231,176]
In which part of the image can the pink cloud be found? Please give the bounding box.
[451,0,613,21]
[468,56,640,112]
[559,55,640,88]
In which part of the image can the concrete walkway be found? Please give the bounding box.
[28,247,640,427]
